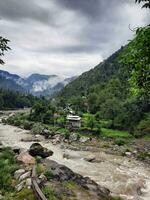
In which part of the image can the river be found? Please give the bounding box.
[0,114,150,200]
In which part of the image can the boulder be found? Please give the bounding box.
[79,136,90,143]
[35,134,45,141]
[29,143,53,158]
[51,134,63,145]
[39,174,47,183]
[42,129,54,138]
[12,146,21,154]
[14,169,25,179]
[26,178,32,189]
[15,180,25,192]
[69,133,78,142]
[125,152,132,157]
[17,152,36,165]
[19,171,31,181]
[45,160,110,199]
[84,155,96,162]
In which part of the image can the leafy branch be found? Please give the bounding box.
[0,36,11,65]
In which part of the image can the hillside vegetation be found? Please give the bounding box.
[0,89,37,110]
[57,27,150,136]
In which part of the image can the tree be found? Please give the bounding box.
[86,115,96,130]
[0,36,10,64]
[121,1,150,97]
[135,0,150,8]
[121,25,150,97]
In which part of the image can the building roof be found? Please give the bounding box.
[67,115,81,121]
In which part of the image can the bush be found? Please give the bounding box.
[15,188,35,200]
[23,120,34,130]
[0,148,18,192]
[13,119,21,127]
[31,123,44,134]
[36,164,45,175]
[115,138,126,146]
[134,113,150,138]
[44,171,54,181]
[99,120,113,129]
[63,129,70,139]
[42,186,58,200]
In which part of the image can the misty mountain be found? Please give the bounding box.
[0,70,76,96]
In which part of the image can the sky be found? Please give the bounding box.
[0,0,149,77]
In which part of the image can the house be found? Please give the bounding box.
[67,114,81,129]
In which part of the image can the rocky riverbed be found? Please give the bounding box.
[0,114,150,200]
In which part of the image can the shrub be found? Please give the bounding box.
[36,164,45,175]
[44,170,54,181]
[13,119,21,127]
[43,186,58,200]
[115,138,126,146]
[63,129,70,139]
[31,123,44,134]
[0,148,18,192]
[23,120,33,130]
[15,188,35,200]
[99,120,113,129]
[134,113,150,138]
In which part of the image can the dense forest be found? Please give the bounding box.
[0,89,37,110]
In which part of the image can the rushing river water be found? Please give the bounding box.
[0,117,150,200]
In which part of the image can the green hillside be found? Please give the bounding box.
[57,39,149,136]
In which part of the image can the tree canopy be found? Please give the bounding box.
[0,36,10,65]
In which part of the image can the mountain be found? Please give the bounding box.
[57,46,149,133]
[0,70,76,96]
[58,47,128,99]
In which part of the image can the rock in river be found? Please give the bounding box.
[29,143,53,158]
[17,152,36,165]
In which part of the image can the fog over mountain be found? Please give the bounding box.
[0,70,76,96]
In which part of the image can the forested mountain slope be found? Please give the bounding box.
[58,44,149,135]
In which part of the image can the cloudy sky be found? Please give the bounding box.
[0,0,149,77]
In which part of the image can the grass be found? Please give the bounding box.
[42,186,58,200]
[14,188,36,200]
[63,181,77,190]
[101,128,132,139]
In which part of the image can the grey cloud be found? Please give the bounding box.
[0,0,149,77]
[0,0,56,25]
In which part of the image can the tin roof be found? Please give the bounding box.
[67,115,81,121]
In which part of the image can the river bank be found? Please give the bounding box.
[0,112,150,200]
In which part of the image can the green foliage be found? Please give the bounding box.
[43,186,58,200]
[134,113,150,137]
[64,129,70,139]
[86,114,96,130]
[99,120,113,129]
[0,148,18,193]
[23,120,34,130]
[120,25,150,97]
[0,36,10,65]
[15,188,36,200]
[0,89,36,109]
[30,101,56,124]
[31,123,44,134]
[44,170,54,181]
[101,128,132,139]
[115,138,126,146]
[137,152,150,160]
[36,164,45,175]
